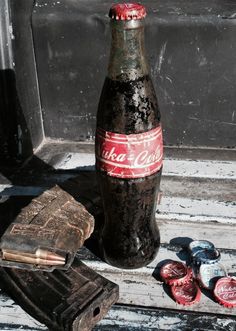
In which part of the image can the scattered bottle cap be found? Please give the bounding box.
[214,277,236,308]
[160,260,192,286]
[109,3,146,20]
[192,248,221,265]
[159,240,232,307]
[197,263,227,290]
[171,280,201,306]
[188,240,215,257]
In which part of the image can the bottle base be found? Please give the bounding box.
[102,247,159,269]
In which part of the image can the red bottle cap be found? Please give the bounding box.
[160,261,192,286]
[109,3,146,21]
[214,277,236,308]
[171,280,201,306]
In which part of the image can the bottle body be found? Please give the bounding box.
[97,170,161,269]
[95,12,163,269]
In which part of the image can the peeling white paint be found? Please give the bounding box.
[0,294,45,329]
[47,152,236,180]
[216,318,234,328]
[53,152,95,169]
[164,158,236,179]
[99,309,182,329]
[159,196,236,220]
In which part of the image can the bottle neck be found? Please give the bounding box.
[108,20,148,81]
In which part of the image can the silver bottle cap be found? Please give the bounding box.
[188,240,215,257]
[192,248,221,265]
[188,240,220,265]
[198,263,227,290]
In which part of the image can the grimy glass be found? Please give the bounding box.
[95,4,163,269]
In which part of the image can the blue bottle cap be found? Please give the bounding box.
[188,240,215,257]
[192,248,221,265]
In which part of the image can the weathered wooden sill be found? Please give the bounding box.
[0,143,235,330]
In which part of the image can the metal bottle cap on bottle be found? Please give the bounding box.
[109,3,146,20]
[214,277,236,308]
[197,263,227,290]
[160,260,192,286]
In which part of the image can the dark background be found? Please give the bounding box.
[1,0,236,165]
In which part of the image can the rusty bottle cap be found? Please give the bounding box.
[214,277,236,308]
[109,3,146,20]
[160,261,192,286]
[197,263,227,290]
[171,280,201,306]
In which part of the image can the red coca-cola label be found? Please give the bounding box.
[95,126,163,179]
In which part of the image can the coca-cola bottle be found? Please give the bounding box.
[95,3,163,269]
